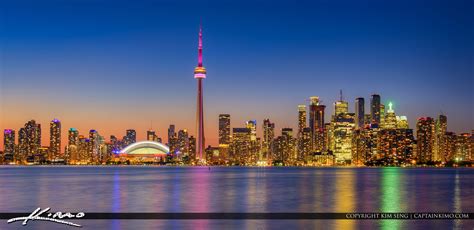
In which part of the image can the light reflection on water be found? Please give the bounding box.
[0,166,472,229]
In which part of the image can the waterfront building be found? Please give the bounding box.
[167,125,178,154]
[355,97,365,129]
[177,129,190,157]
[116,141,170,164]
[273,128,296,165]
[298,105,307,135]
[298,127,311,163]
[246,120,257,142]
[124,129,136,146]
[218,114,231,146]
[377,129,415,165]
[444,132,456,162]
[309,96,325,151]
[230,128,251,165]
[455,133,472,161]
[307,152,336,166]
[433,115,447,162]
[49,118,61,160]
[416,117,435,163]
[262,119,275,161]
[370,94,381,126]
[3,129,16,162]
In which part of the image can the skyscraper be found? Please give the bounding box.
[370,94,381,126]
[246,120,257,142]
[434,115,447,162]
[19,120,41,158]
[177,129,190,156]
[3,129,15,160]
[194,25,206,162]
[309,96,325,151]
[49,118,61,160]
[89,129,99,163]
[68,128,79,145]
[125,129,136,145]
[167,125,177,154]
[147,130,157,141]
[355,97,365,129]
[416,117,435,163]
[383,102,397,129]
[230,128,251,165]
[218,114,231,146]
[262,119,275,160]
[298,105,307,135]
[334,91,348,116]
[309,97,325,131]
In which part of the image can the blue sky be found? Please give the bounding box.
[1,0,473,145]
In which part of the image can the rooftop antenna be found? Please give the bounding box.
[339,89,343,101]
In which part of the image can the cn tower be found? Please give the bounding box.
[194,25,206,162]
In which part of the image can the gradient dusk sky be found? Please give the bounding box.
[1,0,473,149]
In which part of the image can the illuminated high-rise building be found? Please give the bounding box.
[218,114,231,146]
[273,128,296,165]
[68,128,79,145]
[380,104,386,127]
[18,120,41,159]
[298,105,307,135]
[377,129,415,165]
[334,91,349,116]
[194,25,206,162]
[124,129,136,146]
[246,120,257,142]
[262,119,275,160]
[65,128,79,164]
[333,113,355,164]
[383,102,397,129]
[177,129,190,156]
[49,118,61,160]
[370,94,381,126]
[309,97,325,129]
[89,129,100,163]
[364,114,372,126]
[351,129,370,166]
[396,116,409,129]
[309,96,325,151]
[455,133,472,161]
[433,115,447,162]
[444,132,456,162]
[188,136,196,161]
[230,128,251,165]
[355,97,365,129]
[416,117,435,163]
[3,129,15,160]
[298,127,311,162]
[147,130,157,141]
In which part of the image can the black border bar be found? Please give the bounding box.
[0,213,473,220]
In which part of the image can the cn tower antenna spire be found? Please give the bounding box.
[198,23,203,67]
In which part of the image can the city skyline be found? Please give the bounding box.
[1,0,473,150]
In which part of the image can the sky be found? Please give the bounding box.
[1,0,473,149]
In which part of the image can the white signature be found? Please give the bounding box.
[7,207,85,227]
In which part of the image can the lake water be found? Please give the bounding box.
[0,166,472,229]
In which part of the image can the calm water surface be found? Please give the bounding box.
[0,166,472,229]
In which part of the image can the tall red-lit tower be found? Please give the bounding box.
[194,25,206,162]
